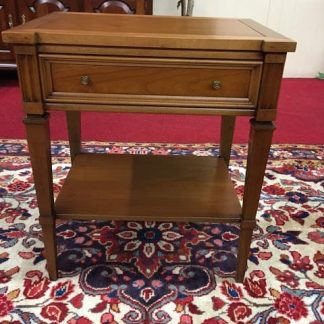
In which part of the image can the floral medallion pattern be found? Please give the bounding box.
[0,139,323,323]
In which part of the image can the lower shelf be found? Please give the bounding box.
[55,153,242,222]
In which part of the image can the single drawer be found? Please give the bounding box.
[40,55,262,109]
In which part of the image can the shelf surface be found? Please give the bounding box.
[55,153,242,222]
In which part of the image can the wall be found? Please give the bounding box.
[153,0,324,77]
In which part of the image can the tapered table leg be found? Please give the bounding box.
[66,111,81,163]
[220,116,236,166]
[236,118,275,282]
[24,113,57,280]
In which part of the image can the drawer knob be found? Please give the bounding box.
[212,80,222,90]
[80,75,90,85]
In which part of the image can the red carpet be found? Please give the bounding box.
[0,77,323,144]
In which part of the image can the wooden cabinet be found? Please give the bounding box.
[84,0,152,14]
[16,0,82,23]
[0,0,18,68]
[0,0,153,69]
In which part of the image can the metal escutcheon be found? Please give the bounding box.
[212,80,221,90]
[80,75,90,85]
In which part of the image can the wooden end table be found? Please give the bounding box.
[3,12,296,282]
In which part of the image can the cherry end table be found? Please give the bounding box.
[3,12,296,282]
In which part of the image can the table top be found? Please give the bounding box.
[3,12,296,52]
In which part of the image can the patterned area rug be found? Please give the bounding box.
[0,140,323,324]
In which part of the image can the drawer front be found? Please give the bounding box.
[40,55,262,109]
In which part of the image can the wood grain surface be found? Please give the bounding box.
[55,154,242,222]
[2,12,296,52]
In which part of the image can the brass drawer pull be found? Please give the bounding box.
[212,80,221,90]
[80,75,90,85]
[22,14,26,24]
[8,14,14,28]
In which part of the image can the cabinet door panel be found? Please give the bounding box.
[0,2,9,50]
[0,0,17,64]
[84,0,153,15]
[84,0,136,14]
[17,0,82,24]
[140,0,152,15]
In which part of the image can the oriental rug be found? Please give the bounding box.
[0,140,323,324]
